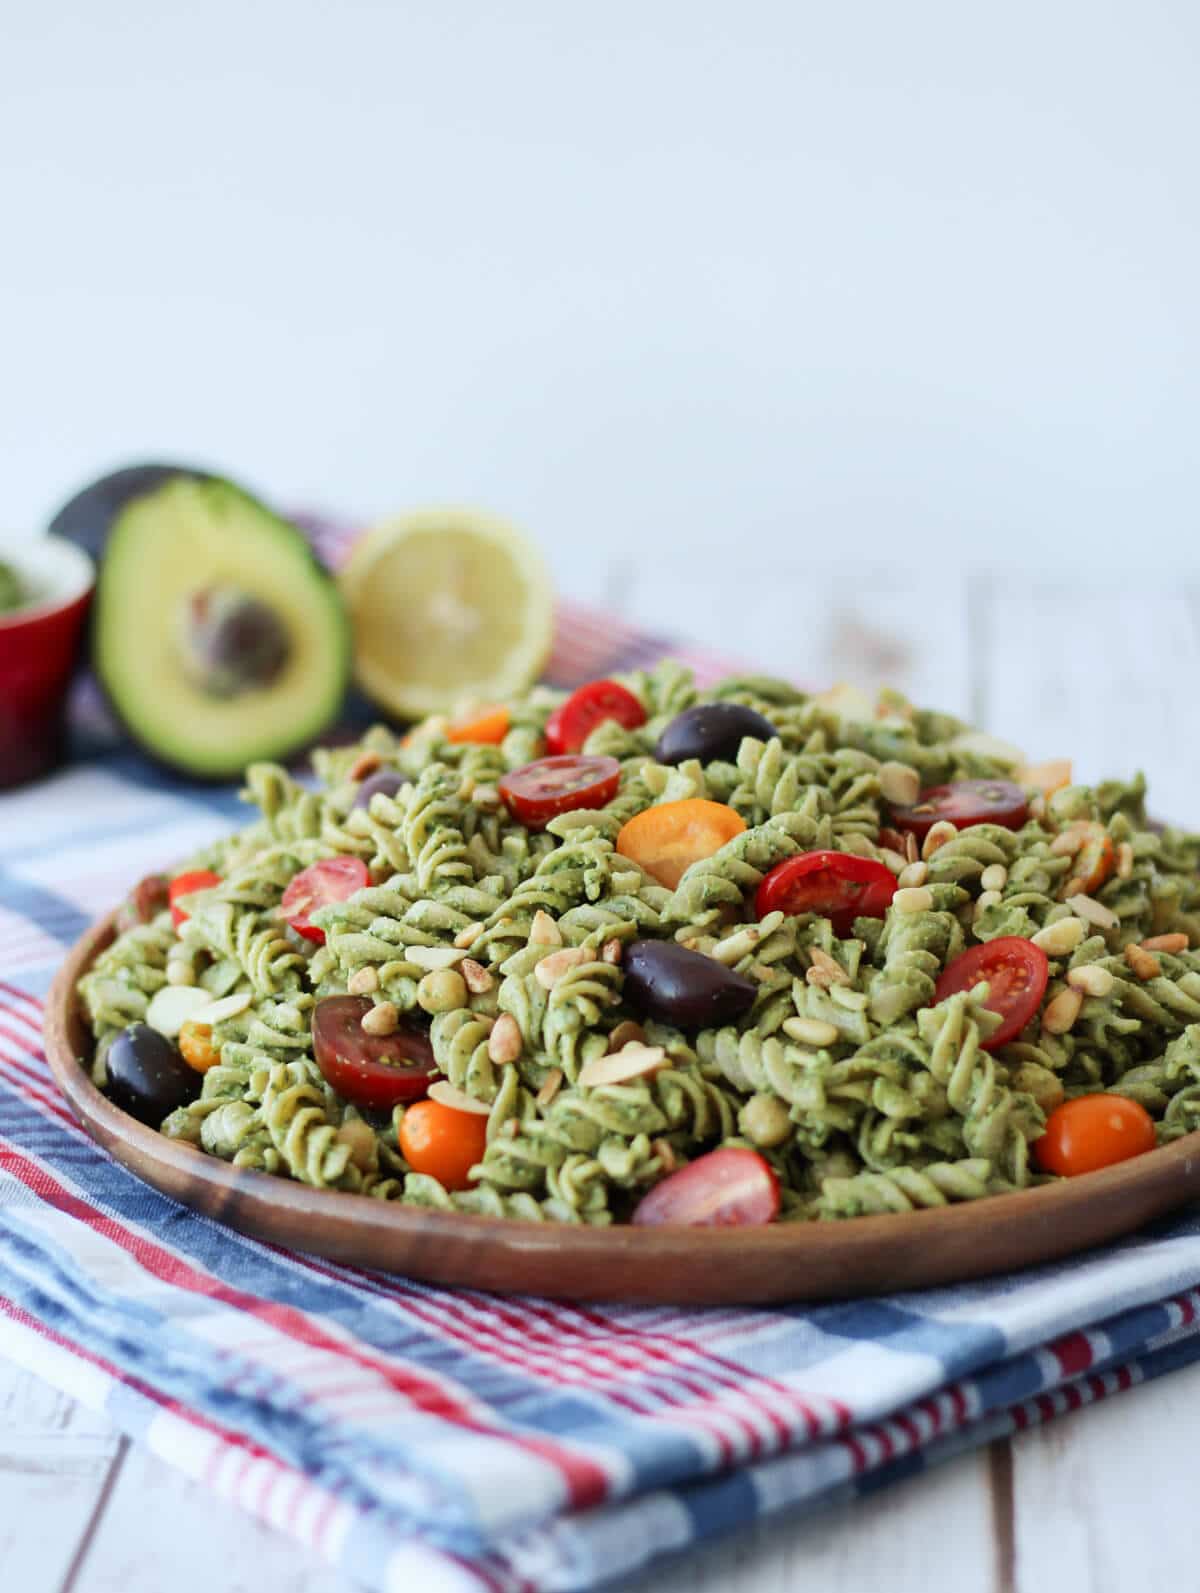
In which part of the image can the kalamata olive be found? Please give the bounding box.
[351,770,406,810]
[106,1023,201,1125]
[654,703,777,766]
[311,995,437,1109]
[179,585,290,698]
[114,872,170,933]
[623,940,757,1028]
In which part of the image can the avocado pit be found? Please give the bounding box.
[178,583,291,698]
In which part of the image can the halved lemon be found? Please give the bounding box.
[339,507,555,721]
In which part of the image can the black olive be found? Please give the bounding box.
[106,1023,201,1125]
[654,703,777,766]
[623,940,757,1029]
[351,769,406,810]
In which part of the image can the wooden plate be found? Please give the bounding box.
[42,912,1200,1306]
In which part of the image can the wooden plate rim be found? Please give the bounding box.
[39,911,1200,1302]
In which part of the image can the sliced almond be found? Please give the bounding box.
[807,946,851,987]
[144,985,217,1039]
[607,1019,648,1053]
[460,958,495,994]
[535,1068,563,1109]
[1066,893,1119,931]
[487,1012,523,1064]
[404,945,468,971]
[578,1043,668,1089]
[529,909,563,947]
[202,991,254,1025]
[534,947,587,989]
[1141,933,1189,954]
[427,1079,492,1115]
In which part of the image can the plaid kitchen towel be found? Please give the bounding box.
[6,575,1200,1592]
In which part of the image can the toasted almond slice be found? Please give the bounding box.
[535,1068,564,1109]
[578,1043,668,1089]
[427,1079,492,1115]
[607,1019,648,1053]
[144,985,218,1039]
[202,991,254,1025]
[1066,893,1119,931]
[404,945,468,970]
[529,910,563,947]
[807,946,851,987]
[1141,933,1189,954]
[533,947,587,989]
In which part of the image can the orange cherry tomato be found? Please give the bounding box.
[446,705,510,745]
[399,1099,489,1191]
[1018,759,1073,796]
[169,869,222,929]
[1059,822,1115,899]
[178,1020,221,1074]
[1034,1094,1156,1177]
[616,799,747,889]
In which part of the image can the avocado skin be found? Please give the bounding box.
[48,463,218,563]
[82,473,352,781]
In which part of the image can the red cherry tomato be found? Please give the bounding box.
[169,869,222,929]
[890,779,1029,840]
[498,755,621,829]
[933,936,1050,1050]
[311,996,437,1109]
[632,1147,780,1228]
[281,857,370,944]
[545,679,647,755]
[1034,1094,1156,1177]
[399,1098,489,1191]
[755,851,897,935]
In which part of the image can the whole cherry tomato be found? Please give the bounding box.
[631,1147,780,1227]
[544,679,646,755]
[498,755,621,829]
[169,869,222,929]
[933,936,1049,1050]
[281,857,370,944]
[311,996,437,1109]
[755,851,896,935]
[616,799,746,889]
[399,1098,489,1191]
[890,779,1028,840]
[1035,1094,1156,1176]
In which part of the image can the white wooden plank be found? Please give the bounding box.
[629,1446,996,1593]
[0,1364,120,1592]
[70,1439,353,1593]
[623,559,975,721]
[982,582,1200,826]
[1010,1360,1200,1592]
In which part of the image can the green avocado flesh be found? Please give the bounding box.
[0,559,25,613]
[95,477,350,777]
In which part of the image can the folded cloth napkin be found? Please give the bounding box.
[6,595,1200,1593]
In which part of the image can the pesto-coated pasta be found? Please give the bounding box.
[79,663,1200,1225]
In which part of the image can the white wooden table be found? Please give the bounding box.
[5,558,1199,1593]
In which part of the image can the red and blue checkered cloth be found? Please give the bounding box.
[5,542,1200,1590]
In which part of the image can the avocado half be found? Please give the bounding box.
[49,462,216,562]
[85,474,350,778]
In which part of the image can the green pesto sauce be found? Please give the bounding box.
[0,560,25,614]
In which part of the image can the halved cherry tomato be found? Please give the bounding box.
[545,679,647,755]
[399,1098,489,1191]
[1034,1094,1156,1177]
[890,779,1028,840]
[755,851,896,935]
[178,1020,221,1074]
[616,799,747,889]
[1058,821,1115,899]
[446,705,510,744]
[169,869,222,929]
[632,1147,780,1227]
[498,755,621,829]
[281,857,370,944]
[933,936,1049,1051]
[312,995,437,1109]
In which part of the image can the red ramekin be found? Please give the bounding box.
[0,535,95,790]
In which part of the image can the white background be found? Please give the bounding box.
[2,0,1197,589]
